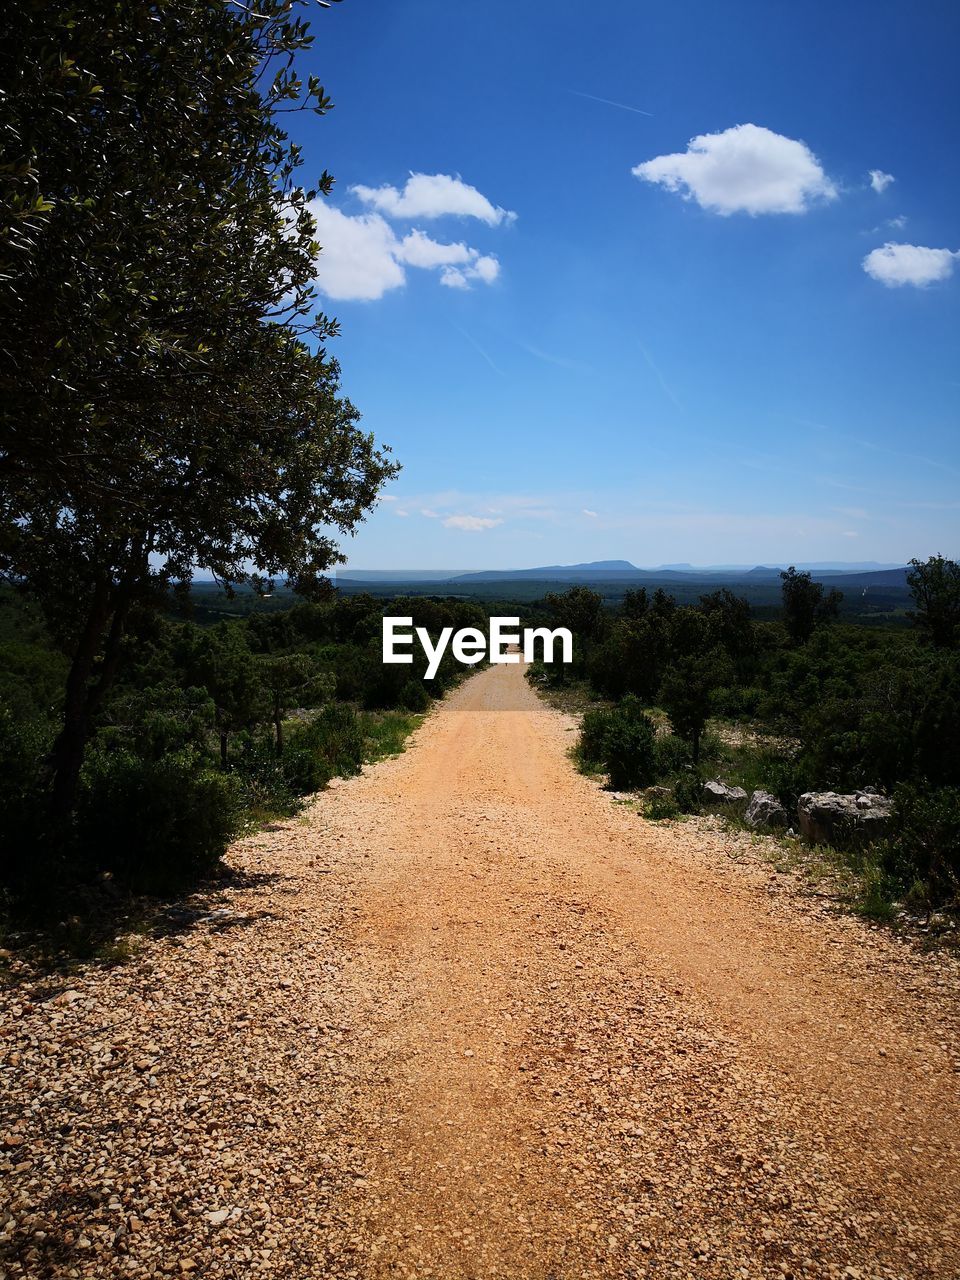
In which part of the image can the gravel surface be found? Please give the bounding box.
[2,662,959,1279]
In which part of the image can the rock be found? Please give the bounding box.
[797,791,892,845]
[702,780,748,806]
[744,790,788,830]
[205,1209,230,1226]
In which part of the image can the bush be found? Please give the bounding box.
[644,791,680,821]
[711,684,762,719]
[290,703,366,782]
[652,733,691,777]
[672,770,703,814]
[877,784,960,912]
[76,748,243,890]
[398,679,430,712]
[578,696,657,790]
[0,711,56,892]
[359,709,420,761]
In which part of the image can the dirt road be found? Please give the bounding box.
[3,662,960,1279]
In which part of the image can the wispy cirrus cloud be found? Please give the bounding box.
[569,89,654,117]
[638,341,682,410]
[442,514,504,532]
[633,123,837,216]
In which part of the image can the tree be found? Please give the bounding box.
[544,586,605,678]
[779,567,842,645]
[660,651,729,764]
[186,629,266,768]
[699,588,755,676]
[907,555,960,649]
[260,653,333,756]
[0,1,398,814]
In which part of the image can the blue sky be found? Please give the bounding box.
[292,0,959,569]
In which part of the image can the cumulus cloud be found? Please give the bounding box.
[352,173,516,225]
[862,242,959,288]
[308,205,404,301]
[395,229,474,268]
[440,255,501,289]
[441,515,504,531]
[309,201,500,300]
[869,169,895,194]
[582,508,598,518]
[632,123,836,215]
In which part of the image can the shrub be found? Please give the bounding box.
[652,733,691,777]
[644,791,680,821]
[360,709,420,761]
[290,703,366,781]
[0,711,56,892]
[877,784,960,912]
[398,679,430,713]
[76,748,243,890]
[578,696,656,790]
[672,770,703,814]
[710,684,762,719]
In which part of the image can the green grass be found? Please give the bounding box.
[359,708,424,762]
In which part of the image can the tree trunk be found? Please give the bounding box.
[50,583,136,818]
[692,727,701,766]
[50,580,112,817]
[220,732,229,768]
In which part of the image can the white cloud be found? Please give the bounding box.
[842,530,860,538]
[396,229,474,268]
[632,123,836,215]
[442,515,504,531]
[862,242,959,288]
[309,201,501,300]
[440,255,501,290]
[309,204,404,301]
[582,508,598,518]
[420,508,439,518]
[352,173,516,226]
[869,169,895,194]
[887,214,908,229]
[470,254,500,284]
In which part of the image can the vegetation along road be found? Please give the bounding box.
[3,662,960,1279]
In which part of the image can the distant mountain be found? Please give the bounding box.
[331,559,908,587]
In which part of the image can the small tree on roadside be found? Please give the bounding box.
[659,651,729,765]
[260,654,334,756]
[907,555,960,649]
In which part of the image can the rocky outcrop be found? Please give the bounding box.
[744,790,788,830]
[797,790,892,845]
[703,780,748,806]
